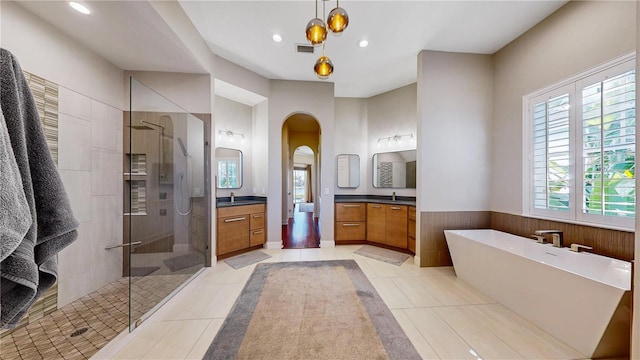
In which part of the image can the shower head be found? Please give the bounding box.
[177,137,190,157]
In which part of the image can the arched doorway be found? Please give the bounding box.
[282,114,320,248]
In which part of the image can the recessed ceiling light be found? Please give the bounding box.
[272,34,283,43]
[359,39,369,48]
[69,1,91,15]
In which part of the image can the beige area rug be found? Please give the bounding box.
[354,245,410,266]
[203,260,420,360]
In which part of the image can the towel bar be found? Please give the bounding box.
[105,241,142,250]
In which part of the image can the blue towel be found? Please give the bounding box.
[0,49,79,328]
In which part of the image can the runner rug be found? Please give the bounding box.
[203,260,420,360]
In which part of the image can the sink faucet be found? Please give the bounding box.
[230,192,235,204]
[392,192,396,201]
[534,230,563,247]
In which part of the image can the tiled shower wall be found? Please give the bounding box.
[57,87,123,307]
[420,211,634,267]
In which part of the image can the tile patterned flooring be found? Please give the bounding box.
[93,246,590,360]
[1,274,191,360]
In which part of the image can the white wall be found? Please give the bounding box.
[417,51,493,212]
[124,71,211,114]
[214,95,253,197]
[334,98,368,194]
[492,0,636,215]
[367,84,417,196]
[1,1,125,306]
[252,100,269,196]
[1,2,123,109]
[267,80,335,248]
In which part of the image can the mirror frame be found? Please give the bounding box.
[215,147,243,189]
[372,150,417,189]
[336,154,360,189]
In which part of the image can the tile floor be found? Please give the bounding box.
[93,246,591,360]
[1,274,191,360]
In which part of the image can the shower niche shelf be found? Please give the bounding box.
[124,153,147,216]
[125,153,147,175]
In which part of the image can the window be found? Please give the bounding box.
[217,159,239,188]
[525,55,636,230]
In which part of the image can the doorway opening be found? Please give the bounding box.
[282,115,320,248]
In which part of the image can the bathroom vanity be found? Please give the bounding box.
[334,197,416,254]
[216,200,266,258]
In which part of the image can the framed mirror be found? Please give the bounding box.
[372,150,416,188]
[336,154,360,188]
[215,147,243,189]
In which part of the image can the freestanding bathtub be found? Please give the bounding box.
[444,229,631,359]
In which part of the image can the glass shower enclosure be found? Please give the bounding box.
[125,78,210,330]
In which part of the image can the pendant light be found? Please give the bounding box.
[327,0,349,35]
[305,0,327,46]
[314,43,333,79]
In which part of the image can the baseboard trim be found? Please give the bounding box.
[265,241,283,250]
[320,240,335,248]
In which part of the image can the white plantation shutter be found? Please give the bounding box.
[579,69,636,221]
[526,55,635,230]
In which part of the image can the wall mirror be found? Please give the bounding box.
[336,154,360,188]
[372,150,416,188]
[215,147,243,189]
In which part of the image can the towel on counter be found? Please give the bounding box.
[0,109,32,262]
[0,48,79,328]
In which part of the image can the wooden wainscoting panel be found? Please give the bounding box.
[490,212,633,261]
[419,211,491,267]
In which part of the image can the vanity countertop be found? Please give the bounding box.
[334,195,416,207]
[216,196,267,208]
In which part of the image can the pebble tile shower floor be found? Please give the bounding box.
[1,275,190,360]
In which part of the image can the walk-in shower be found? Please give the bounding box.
[125,77,211,331]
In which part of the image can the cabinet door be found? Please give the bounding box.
[407,206,416,253]
[217,215,249,255]
[385,205,408,248]
[335,203,366,222]
[335,222,365,241]
[366,203,386,244]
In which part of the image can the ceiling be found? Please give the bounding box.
[14,1,567,99]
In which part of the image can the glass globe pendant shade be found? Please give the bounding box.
[314,56,333,79]
[306,18,327,46]
[327,7,349,34]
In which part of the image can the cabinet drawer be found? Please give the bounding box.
[250,228,265,246]
[335,221,366,240]
[218,204,265,218]
[250,213,265,230]
[335,203,366,222]
[408,235,416,253]
[217,215,249,255]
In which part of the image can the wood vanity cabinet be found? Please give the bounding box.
[335,203,366,241]
[408,206,416,253]
[385,205,408,248]
[217,204,266,257]
[366,204,385,244]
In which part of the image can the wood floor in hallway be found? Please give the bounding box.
[282,203,320,249]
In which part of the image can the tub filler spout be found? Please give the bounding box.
[534,230,563,247]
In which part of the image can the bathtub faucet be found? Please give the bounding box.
[534,230,563,248]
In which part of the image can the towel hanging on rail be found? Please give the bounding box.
[0,48,79,328]
[0,108,32,262]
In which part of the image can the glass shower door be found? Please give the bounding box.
[126,77,210,330]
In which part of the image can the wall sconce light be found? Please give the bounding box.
[217,130,245,143]
[377,133,415,147]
